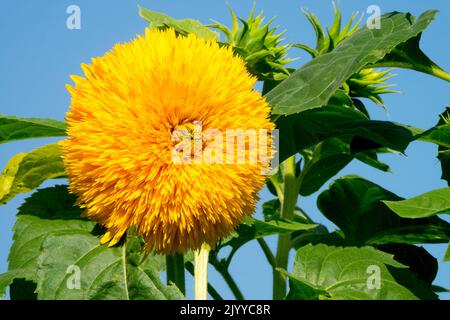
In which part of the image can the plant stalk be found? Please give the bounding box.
[372,61,450,83]
[195,243,211,300]
[218,267,245,300]
[273,155,299,300]
[166,253,186,295]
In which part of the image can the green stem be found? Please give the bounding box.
[273,155,300,300]
[166,253,185,295]
[219,268,245,300]
[257,238,276,268]
[429,66,450,82]
[185,262,224,300]
[210,255,245,300]
[372,61,450,83]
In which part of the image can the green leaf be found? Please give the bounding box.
[276,105,421,164]
[445,242,450,262]
[6,186,96,287]
[262,199,313,226]
[1,274,38,299]
[226,217,316,245]
[139,7,218,40]
[417,123,450,149]
[0,270,22,297]
[0,143,66,205]
[439,149,450,186]
[0,115,66,145]
[383,187,450,218]
[299,137,390,196]
[216,216,317,262]
[262,199,282,221]
[36,232,184,300]
[377,244,438,284]
[253,217,317,236]
[317,175,450,245]
[299,138,352,196]
[266,11,438,115]
[281,269,330,300]
[435,108,450,185]
[432,284,450,293]
[437,108,450,186]
[1,186,181,300]
[354,150,391,172]
[371,33,450,82]
[287,244,437,300]
[291,230,346,249]
[9,279,38,300]
[417,108,450,185]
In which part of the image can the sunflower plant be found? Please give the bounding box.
[0,4,450,301]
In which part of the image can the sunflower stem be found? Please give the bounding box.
[195,243,211,300]
[166,253,186,295]
[273,155,299,300]
[185,261,224,300]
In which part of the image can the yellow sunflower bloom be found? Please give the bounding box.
[61,28,274,254]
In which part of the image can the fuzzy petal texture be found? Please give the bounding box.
[61,28,274,254]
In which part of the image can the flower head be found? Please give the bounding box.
[61,28,274,254]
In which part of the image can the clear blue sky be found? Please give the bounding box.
[0,0,449,300]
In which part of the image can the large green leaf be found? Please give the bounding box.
[299,138,352,196]
[276,105,421,163]
[1,186,179,300]
[36,231,183,300]
[383,188,450,218]
[317,175,450,245]
[0,115,66,145]
[377,244,438,284]
[266,11,438,115]
[298,138,391,196]
[5,186,95,287]
[418,123,450,149]
[371,33,450,82]
[286,244,437,300]
[139,7,218,40]
[0,143,66,205]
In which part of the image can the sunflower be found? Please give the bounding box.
[61,28,274,254]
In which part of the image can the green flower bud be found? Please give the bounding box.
[210,6,295,81]
[295,3,397,106]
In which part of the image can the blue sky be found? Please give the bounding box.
[0,0,449,300]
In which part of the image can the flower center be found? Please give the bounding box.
[171,121,206,161]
